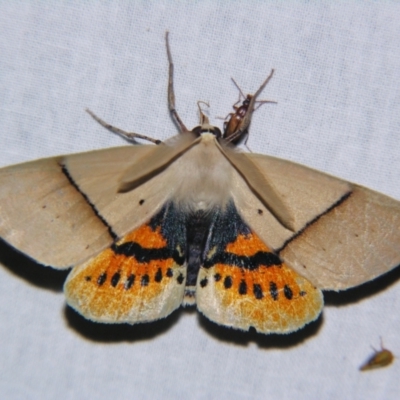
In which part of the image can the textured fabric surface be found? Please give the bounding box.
[1,2,399,399]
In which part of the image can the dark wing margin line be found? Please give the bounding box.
[60,163,118,241]
[275,190,353,254]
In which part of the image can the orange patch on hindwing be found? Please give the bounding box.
[225,233,267,256]
[65,199,323,332]
[122,224,167,249]
[197,230,323,333]
[64,210,186,323]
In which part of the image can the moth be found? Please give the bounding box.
[1,33,400,334]
[360,339,395,371]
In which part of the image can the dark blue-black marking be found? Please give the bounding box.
[203,251,281,270]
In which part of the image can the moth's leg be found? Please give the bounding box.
[165,31,189,134]
[86,108,163,145]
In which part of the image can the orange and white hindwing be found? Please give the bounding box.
[64,202,187,323]
[65,199,323,333]
[195,201,324,334]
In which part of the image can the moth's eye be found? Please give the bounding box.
[211,127,222,138]
[191,126,202,137]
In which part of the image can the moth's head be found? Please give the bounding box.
[191,124,222,139]
[191,100,222,140]
[192,100,228,140]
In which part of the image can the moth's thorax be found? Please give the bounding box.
[171,133,233,211]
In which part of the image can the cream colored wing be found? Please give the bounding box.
[0,145,175,268]
[230,153,400,290]
[218,143,294,230]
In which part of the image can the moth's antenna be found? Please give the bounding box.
[166,32,189,134]
[197,101,210,125]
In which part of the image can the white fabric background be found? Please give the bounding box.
[1,2,400,399]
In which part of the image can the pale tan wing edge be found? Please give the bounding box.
[231,153,400,290]
[0,145,174,268]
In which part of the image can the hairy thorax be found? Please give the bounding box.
[171,133,233,212]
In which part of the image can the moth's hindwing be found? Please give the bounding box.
[64,203,187,323]
[196,202,323,334]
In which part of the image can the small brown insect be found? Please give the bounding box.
[360,339,394,371]
[222,76,276,145]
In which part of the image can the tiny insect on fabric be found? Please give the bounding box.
[1,33,400,334]
[360,340,395,371]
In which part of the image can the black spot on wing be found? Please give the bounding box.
[239,280,247,295]
[224,276,233,289]
[253,283,263,299]
[284,285,293,300]
[125,274,135,289]
[269,281,278,300]
[200,278,208,288]
[98,273,107,286]
[155,268,163,282]
[141,274,149,287]
[111,272,121,287]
